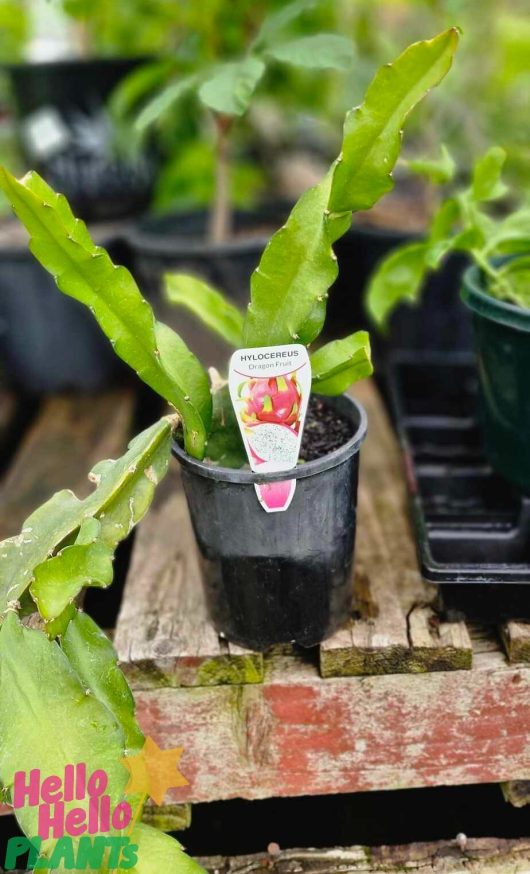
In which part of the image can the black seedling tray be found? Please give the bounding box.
[386,352,530,618]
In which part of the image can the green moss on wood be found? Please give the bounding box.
[197,654,264,686]
[320,644,472,678]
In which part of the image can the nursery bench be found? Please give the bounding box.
[1,380,530,823]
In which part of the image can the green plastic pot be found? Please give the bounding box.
[461,261,530,493]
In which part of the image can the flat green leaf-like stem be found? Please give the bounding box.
[165,273,244,348]
[32,540,114,621]
[0,418,172,617]
[0,612,128,854]
[0,168,211,457]
[311,332,373,395]
[329,29,460,214]
[62,611,145,755]
[243,29,459,348]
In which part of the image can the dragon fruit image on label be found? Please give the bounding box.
[229,345,311,512]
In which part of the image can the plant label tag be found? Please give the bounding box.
[22,107,71,159]
[229,344,311,513]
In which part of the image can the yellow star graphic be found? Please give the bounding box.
[120,736,189,806]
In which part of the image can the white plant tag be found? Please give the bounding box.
[22,107,70,159]
[229,344,311,512]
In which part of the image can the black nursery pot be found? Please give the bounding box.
[126,204,292,305]
[6,58,156,222]
[0,241,126,392]
[172,394,367,651]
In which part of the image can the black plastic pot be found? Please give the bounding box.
[326,223,472,354]
[461,262,530,495]
[6,58,156,222]
[172,394,367,650]
[126,204,292,306]
[0,241,127,392]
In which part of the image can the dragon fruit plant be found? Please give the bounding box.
[0,420,204,872]
[0,33,461,810]
[0,30,459,466]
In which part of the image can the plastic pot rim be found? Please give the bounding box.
[2,56,151,73]
[172,393,367,484]
[461,261,530,333]
[126,208,286,259]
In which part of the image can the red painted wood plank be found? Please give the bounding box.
[133,647,530,804]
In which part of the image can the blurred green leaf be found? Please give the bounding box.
[136,73,198,131]
[311,331,373,395]
[110,58,179,122]
[0,168,210,457]
[153,139,264,212]
[429,197,460,241]
[265,34,354,71]
[165,273,244,348]
[471,146,508,202]
[252,0,320,48]
[198,57,266,117]
[366,242,430,328]
[0,0,28,62]
[486,209,530,254]
[406,144,456,185]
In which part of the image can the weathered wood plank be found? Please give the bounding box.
[133,638,530,804]
[114,469,264,688]
[501,620,530,664]
[0,391,134,539]
[320,381,472,677]
[198,838,530,873]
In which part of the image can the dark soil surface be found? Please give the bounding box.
[299,396,355,462]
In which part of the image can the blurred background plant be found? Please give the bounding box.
[1,0,529,221]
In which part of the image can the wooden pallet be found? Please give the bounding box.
[1,384,530,817]
[197,838,530,874]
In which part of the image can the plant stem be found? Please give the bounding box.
[209,113,233,245]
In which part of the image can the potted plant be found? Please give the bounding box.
[367,145,530,493]
[0,30,459,649]
[115,0,356,306]
[0,419,205,872]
